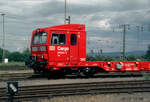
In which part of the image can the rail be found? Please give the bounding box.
[0,80,150,101]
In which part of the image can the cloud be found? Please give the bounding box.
[98,19,111,30]
[0,0,150,53]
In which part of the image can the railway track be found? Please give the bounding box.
[0,71,147,81]
[0,71,149,85]
[0,73,35,81]
[0,80,150,101]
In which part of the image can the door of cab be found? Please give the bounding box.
[49,31,69,62]
[69,32,79,64]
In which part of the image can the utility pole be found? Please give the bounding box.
[136,26,140,54]
[148,25,150,31]
[64,0,67,24]
[64,0,71,24]
[66,16,71,24]
[98,48,102,56]
[1,13,5,63]
[119,24,130,60]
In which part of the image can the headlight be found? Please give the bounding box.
[32,47,38,51]
[40,46,46,51]
[41,55,44,59]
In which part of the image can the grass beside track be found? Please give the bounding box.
[0,70,33,74]
[0,62,25,67]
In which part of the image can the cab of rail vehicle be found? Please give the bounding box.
[30,24,86,73]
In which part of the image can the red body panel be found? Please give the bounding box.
[30,24,150,73]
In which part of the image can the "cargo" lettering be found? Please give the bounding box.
[57,46,69,51]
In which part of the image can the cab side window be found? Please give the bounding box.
[71,34,77,45]
[51,34,59,45]
[51,33,66,45]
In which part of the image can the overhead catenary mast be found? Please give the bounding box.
[64,0,67,24]
[64,0,71,24]
[136,26,140,54]
[1,13,6,63]
[119,24,130,60]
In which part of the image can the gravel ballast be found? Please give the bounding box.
[0,77,144,88]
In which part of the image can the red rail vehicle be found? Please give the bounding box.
[27,24,150,77]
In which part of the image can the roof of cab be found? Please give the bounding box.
[46,24,85,31]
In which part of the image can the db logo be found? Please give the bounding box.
[49,46,55,51]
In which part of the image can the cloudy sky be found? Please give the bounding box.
[0,0,150,53]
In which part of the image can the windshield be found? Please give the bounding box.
[32,32,47,45]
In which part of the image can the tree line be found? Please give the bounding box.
[87,45,150,61]
[0,45,150,62]
[0,48,30,62]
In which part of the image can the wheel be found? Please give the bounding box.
[83,67,95,77]
[33,68,39,74]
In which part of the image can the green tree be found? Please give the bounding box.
[0,48,10,62]
[126,55,136,61]
[0,48,31,62]
[103,56,115,61]
[22,48,31,62]
[7,52,24,62]
[145,45,150,60]
[0,48,2,62]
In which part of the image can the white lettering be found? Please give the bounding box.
[57,46,69,51]
[80,58,86,61]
